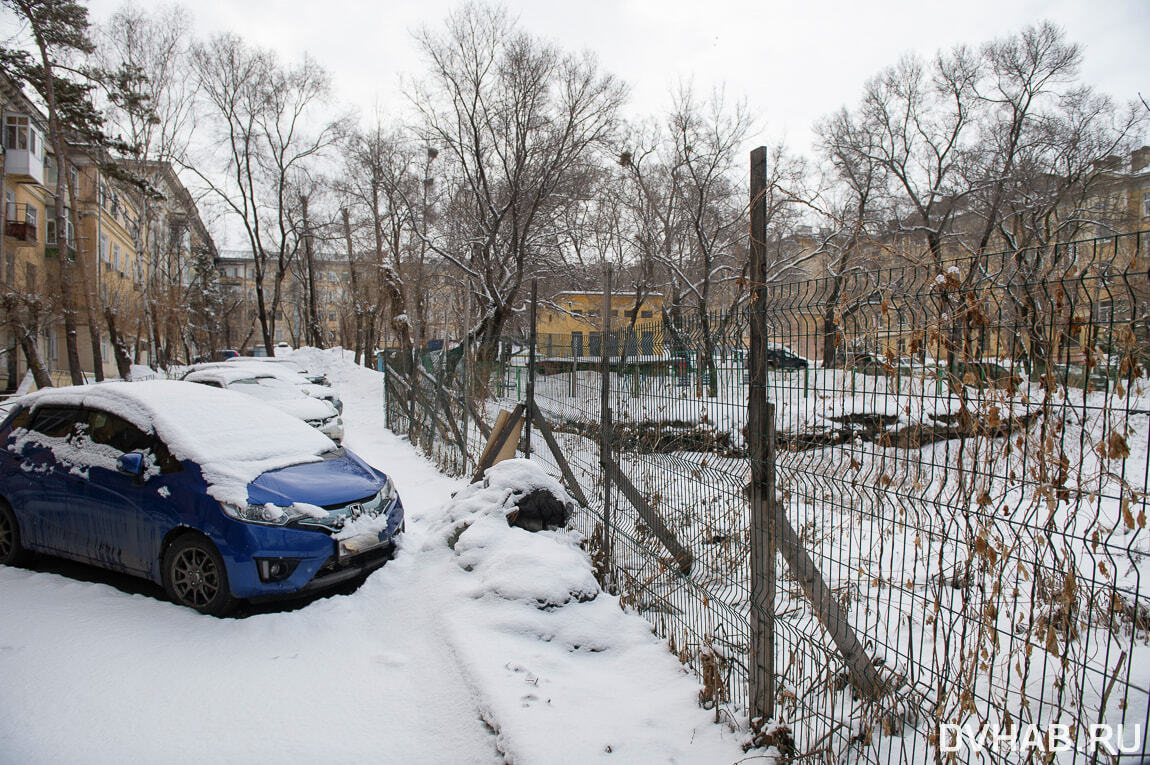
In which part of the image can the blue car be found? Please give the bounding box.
[0,381,404,616]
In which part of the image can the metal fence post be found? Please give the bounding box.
[382,353,391,430]
[600,265,614,564]
[526,279,538,458]
[462,288,471,471]
[748,146,777,725]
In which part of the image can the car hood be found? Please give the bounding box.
[247,451,384,507]
[268,397,336,421]
[301,384,339,402]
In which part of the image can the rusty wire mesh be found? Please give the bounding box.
[385,231,1150,763]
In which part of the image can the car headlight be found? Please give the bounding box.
[380,478,397,505]
[221,501,316,526]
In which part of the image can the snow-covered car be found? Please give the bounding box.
[183,368,344,443]
[185,359,341,411]
[230,356,331,387]
[0,381,404,615]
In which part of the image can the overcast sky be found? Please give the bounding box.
[78,0,1149,156]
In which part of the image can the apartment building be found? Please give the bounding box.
[1,72,58,386]
[217,250,351,352]
[536,290,664,359]
[0,71,214,387]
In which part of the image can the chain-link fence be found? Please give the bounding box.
[384,231,1150,763]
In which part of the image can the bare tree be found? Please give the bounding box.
[851,48,981,264]
[811,106,887,366]
[97,2,199,369]
[188,34,341,355]
[336,124,432,361]
[410,2,626,365]
[2,0,108,384]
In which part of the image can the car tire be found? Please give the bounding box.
[162,535,237,617]
[0,499,30,567]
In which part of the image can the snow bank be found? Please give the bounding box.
[430,458,572,542]
[432,457,749,762]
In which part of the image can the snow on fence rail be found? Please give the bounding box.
[384,230,1150,764]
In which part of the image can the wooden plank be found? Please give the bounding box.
[603,456,693,575]
[471,403,525,483]
[774,499,889,700]
[530,406,590,507]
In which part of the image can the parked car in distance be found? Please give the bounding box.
[227,356,332,387]
[0,381,404,615]
[764,347,809,369]
[183,368,344,443]
[739,346,809,370]
[181,361,342,414]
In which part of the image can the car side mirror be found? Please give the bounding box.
[117,452,146,479]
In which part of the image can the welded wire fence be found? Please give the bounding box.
[385,231,1150,764]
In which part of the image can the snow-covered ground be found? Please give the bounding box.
[0,349,751,764]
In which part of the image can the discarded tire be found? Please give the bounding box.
[508,488,571,532]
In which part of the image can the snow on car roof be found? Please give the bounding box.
[16,381,334,507]
[183,367,281,385]
[227,357,308,372]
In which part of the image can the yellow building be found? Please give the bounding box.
[0,72,57,387]
[71,152,148,378]
[537,290,664,359]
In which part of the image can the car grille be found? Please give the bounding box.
[292,492,387,534]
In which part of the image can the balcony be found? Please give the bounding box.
[4,204,37,243]
[4,146,45,185]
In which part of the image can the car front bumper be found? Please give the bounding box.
[216,496,403,600]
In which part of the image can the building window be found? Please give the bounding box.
[112,243,121,272]
[4,115,29,150]
[640,310,653,319]
[46,219,55,245]
[99,234,109,263]
[328,310,335,322]
[24,205,36,235]
[1143,190,1150,219]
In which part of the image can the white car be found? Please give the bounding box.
[183,361,342,414]
[228,356,331,387]
[183,368,345,443]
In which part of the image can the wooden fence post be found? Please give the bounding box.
[748,146,777,724]
[747,147,888,716]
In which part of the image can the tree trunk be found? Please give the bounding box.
[5,342,17,391]
[302,196,323,349]
[16,321,51,389]
[60,293,83,384]
[103,307,132,379]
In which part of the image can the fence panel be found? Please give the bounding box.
[384,231,1150,763]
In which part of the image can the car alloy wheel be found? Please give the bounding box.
[0,501,29,566]
[163,536,236,616]
[171,547,221,606]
